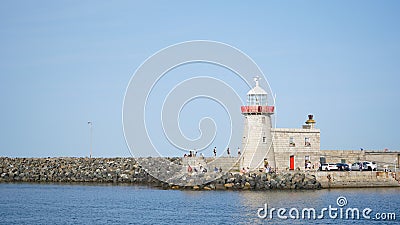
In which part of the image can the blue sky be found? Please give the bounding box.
[0,1,399,157]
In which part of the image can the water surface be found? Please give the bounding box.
[0,183,398,224]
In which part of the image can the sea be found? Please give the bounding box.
[0,183,398,224]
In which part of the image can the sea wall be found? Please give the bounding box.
[316,171,400,188]
[0,157,321,190]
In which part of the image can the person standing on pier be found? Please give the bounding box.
[237,147,241,157]
[227,148,231,157]
[213,147,217,157]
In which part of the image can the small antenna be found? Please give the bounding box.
[254,76,261,86]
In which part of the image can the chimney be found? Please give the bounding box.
[303,114,316,129]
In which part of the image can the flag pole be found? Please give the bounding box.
[88,121,92,158]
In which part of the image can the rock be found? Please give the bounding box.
[215,184,225,190]
[224,183,234,188]
[243,182,251,190]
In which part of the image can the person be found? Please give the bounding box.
[240,167,245,174]
[219,167,222,173]
[184,153,187,157]
[187,165,192,173]
[227,148,230,157]
[213,147,217,157]
[237,147,241,157]
[263,158,269,168]
[214,167,219,173]
[359,162,362,171]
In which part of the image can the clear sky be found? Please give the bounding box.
[1,1,399,157]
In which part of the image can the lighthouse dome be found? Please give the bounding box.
[247,85,267,95]
[246,77,268,106]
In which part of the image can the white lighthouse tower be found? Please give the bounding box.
[240,77,275,170]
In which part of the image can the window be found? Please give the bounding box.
[341,159,346,163]
[305,137,311,147]
[289,137,295,147]
[262,137,266,143]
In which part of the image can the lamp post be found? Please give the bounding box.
[88,121,93,158]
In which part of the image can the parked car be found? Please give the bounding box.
[362,161,377,171]
[321,163,338,171]
[350,161,377,171]
[351,162,363,171]
[336,163,350,171]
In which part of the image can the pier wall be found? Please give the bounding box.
[316,171,400,188]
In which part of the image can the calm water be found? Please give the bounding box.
[0,183,399,224]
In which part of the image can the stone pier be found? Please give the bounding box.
[1,157,399,190]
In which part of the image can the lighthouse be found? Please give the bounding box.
[240,77,275,170]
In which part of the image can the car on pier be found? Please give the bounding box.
[363,161,377,171]
[336,163,350,171]
[350,161,377,171]
[321,163,338,171]
[351,162,364,171]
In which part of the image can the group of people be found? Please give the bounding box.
[183,150,205,158]
[183,147,242,158]
[187,163,207,173]
[187,163,222,174]
[305,161,320,171]
[213,147,241,157]
[240,167,250,174]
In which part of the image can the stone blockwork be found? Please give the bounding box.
[182,157,241,173]
[241,114,274,170]
[320,150,400,170]
[320,150,365,165]
[272,128,321,171]
[316,171,400,188]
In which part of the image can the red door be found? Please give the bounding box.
[290,155,295,170]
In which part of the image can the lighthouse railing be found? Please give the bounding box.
[241,106,274,114]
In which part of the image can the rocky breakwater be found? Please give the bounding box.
[214,172,321,190]
[0,157,321,190]
[0,157,161,185]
